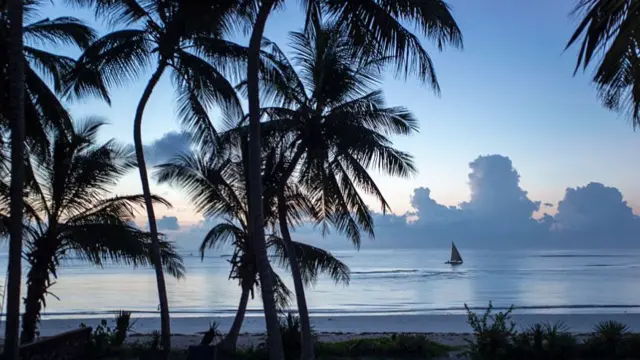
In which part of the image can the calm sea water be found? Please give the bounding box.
[1,248,640,319]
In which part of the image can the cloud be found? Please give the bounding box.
[553,183,640,237]
[407,155,542,240]
[143,131,191,165]
[366,155,638,249]
[155,216,180,231]
[459,155,540,223]
[410,187,460,225]
[173,154,640,250]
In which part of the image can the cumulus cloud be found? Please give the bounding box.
[459,155,540,223]
[155,216,180,231]
[143,131,191,165]
[553,183,639,236]
[368,155,638,249]
[410,187,460,224]
[175,154,640,250]
[407,155,541,237]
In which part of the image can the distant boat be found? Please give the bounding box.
[445,242,463,265]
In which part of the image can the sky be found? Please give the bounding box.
[38,0,640,248]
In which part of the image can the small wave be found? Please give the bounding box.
[533,254,627,258]
[586,264,615,267]
[352,270,465,280]
[352,269,418,275]
[31,304,640,319]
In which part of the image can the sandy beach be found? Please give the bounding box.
[12,312,638,350]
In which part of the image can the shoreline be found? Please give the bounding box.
[16,312,640,338]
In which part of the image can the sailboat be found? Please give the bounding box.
[445,242,463,265]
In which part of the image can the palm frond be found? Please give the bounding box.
[325,0,463,91]
[65,29,152,104]
[566,0,640,124]
[61,223,185,279]
[172,50,244,127]
[24,17,96,50]
[24,47,75,93]
[64,0,153,27]
[200,221,245,257]
[269,235,350,286]
[155,152,245,220]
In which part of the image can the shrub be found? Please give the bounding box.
[80,310,138,357]
[113,310,136,346]
[512,322,577,360]
[465,302,517,360]
[315,334,451,358]
[583,320,630,359]
[200,322,222,345]
[259,313,315,360]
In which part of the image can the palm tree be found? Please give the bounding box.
[2,119,186,343]
[2,0,26,356]
[1,9,97,351]
[244,3,461,358]
[567,0,640,125]
[155,135,350,351]
[63,0,247,349]
[0,1,97,155]
[244,20,418,358]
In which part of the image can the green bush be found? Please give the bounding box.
[582,320,632,359]
[258,313,316,360]
[200,322,222,346]
[465,302,517,360]
[512,322,577,360]
[315,334,451,358]
[113,310,136,346]
[80,310,137,357]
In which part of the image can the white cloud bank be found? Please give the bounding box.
[164,154,640,251]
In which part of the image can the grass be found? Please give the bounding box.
[315,334,452,359]
[99,335,453,360]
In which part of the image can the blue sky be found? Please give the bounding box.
[41,0,640,226]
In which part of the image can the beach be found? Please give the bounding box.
[3,248,640,353]
[16,312,640,349]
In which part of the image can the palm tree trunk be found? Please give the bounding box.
[277,191,314,360]
[219,286,250,352]
[247,2,284,360]
[20,261,48,344]
[4,0,25,357]
[132,60,172,353]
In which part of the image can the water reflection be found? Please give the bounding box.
[1,248,639,318]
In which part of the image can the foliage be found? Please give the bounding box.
[12,119,185,342]
[200,322,222,346]
[463,305,640,360]
[252,20,419,248]
[64,0,254,151]
[155,137,350,311]
[279,313,316,360]
[567,0,640,125]
[315,334,451,359]
[511,322,577,360]
[120,331,168,360]
[582,320,630,359]
[0,1,95,156]
[80,311,136,357]
[465,302,516,360]
[113,310,136,346]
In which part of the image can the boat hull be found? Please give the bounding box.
[445,261,463,265]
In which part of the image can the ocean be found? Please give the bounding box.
[2,247,640,320]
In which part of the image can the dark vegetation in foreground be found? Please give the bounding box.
[69,306,640,359]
